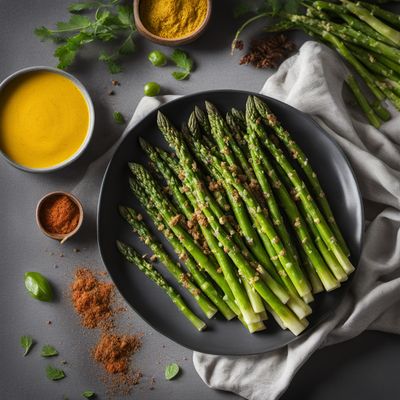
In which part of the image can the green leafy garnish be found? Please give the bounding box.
[170,50,194,81]
[46,365,65,381]
[34,1,136,73]
[113,111,125,124]
[165,363,180,380]
[20,335,34,356]
[41,345,59,357]
[82,391,96,398]
[24,272,53,302]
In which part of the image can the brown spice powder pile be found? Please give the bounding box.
[70,268,114,329]
[71,268,143,396]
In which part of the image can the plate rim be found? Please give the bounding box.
[97,89,365,356]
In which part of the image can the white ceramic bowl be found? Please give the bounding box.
[0,66,95,173]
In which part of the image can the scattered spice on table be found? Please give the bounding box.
[39,194,80,235]
[93,333,143,396]
[70,268,145,396]
[239,34,296,69]
[70,268,114,329]
[140,0,207,39]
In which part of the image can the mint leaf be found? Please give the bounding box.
[68,2,100,12]
[46,365,65,381]
[171,71,190,81]
[41,345,59,357]
[20,335,34,356]
[82,391,96,398]
[165,363,180,380]
[113,111,125,124]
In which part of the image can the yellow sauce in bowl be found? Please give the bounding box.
[0,70,90,169]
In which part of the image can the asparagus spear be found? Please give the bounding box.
[254,92,366,243]
[128,179,237,320]
[360,1,400,29]
[247,97,355,276]
[184,125,313,316]
[116,241,206,331]
[130,163,260,325]
[156,112,306,335]
[341,0,400,46]
[345,75,381,128]
[313,1,396,46]
[288,15,400,63]
[119,205,218,319]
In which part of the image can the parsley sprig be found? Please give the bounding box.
[35,0,136,73]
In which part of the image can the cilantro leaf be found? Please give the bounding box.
[170,49,193,71]
[20,335,34,356]
[68,2,100,13]
[46,365,65,381]
[170,49,194,81]
[118,35,135,55]
[99,52,123,73]
[117,5,133,27]
[41,345,59,357]
[56,15,91,32]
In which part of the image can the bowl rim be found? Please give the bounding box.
[133,0,212,46]
[0,65,95,173]
[36,191,84,240]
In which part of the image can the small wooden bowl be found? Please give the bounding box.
[36,191,84,243]
[134,0,212,46]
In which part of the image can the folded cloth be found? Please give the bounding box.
[193,41,400,400]
[74,40,400,400]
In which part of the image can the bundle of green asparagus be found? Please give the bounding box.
[233,0,400,129]
[117,95,355,335]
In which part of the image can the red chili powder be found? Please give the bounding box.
[40,194,80,234]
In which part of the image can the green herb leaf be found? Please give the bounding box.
[20,335,34,356]
[46,365,65,381]
[24,272,53,302]
[82,391,96,398]
[113,111,125,124]
[170,49,193,72]
[99,52,123,74]
[41,345,59,357]
[165,363,180,380]
[118,35,135,55]
[56,14,91,32]
[170,49,194,81]
[233,3,254,18]
[171,71,190,81]
[117,5,133,27]
[68,2,100,13]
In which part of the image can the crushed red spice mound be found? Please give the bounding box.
[70,268,114,329]
[70,268,145,396]
[40,194,80,234]
[93,333,142,374]
[239,34,296,69]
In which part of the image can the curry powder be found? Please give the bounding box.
[140,0,208,39]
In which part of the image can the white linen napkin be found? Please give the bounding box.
[193,41,400,400]
[74,40,400,400]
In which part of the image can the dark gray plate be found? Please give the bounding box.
[97,90,364,356]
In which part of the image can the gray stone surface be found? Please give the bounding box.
[1,0,400,399]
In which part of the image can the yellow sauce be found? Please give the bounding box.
[0,70,89,169]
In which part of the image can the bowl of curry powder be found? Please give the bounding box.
[134,0,212,45]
